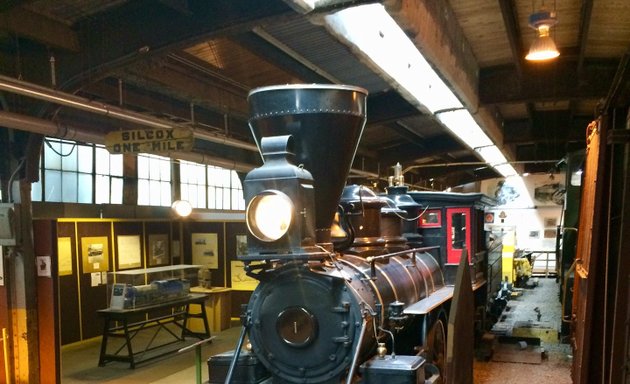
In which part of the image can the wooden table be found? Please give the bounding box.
[97,293,210,368]
[189,286,233,333]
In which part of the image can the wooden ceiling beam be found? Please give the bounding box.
[80,78,252,140]
[232,32,331,84]
[576,0,594,78]
[118,57,250,117]
[376,134,468,166]
[48,0,295,91]
[0,7,80,51]
[498,0,525,78]
[498,0,536,125]
[367,91,420,124]
[503,114,591,145]
[480,59,617,104]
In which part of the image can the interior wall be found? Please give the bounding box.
[480,174,564,251]
[51,217,248,345]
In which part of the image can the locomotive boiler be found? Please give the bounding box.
[212,84,496,384]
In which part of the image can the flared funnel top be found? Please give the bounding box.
[248,84,368,244]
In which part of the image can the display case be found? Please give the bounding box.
[106,264,201,309]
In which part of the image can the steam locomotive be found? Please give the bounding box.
[209,84,503,384]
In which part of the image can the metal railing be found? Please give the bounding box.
[529,250,557,277]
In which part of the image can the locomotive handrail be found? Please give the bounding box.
[365,246,441,263]
[365,246,440,279]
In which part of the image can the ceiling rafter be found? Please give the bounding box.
[498,0,535,125]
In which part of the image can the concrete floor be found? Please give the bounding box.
[474,277,573,383]
[61,278,572,383]
[61,325,242,384]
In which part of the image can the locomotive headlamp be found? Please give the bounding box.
[247,190,294,242]
[240,135,326,261]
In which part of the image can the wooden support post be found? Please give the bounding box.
[6,179,40,383]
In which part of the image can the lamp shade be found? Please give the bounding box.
[526,26,560,61]
[525,11,560,61]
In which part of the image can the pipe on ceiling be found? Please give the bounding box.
[0,74,377,177]
[0,74,258,152]
[0,110,254,173]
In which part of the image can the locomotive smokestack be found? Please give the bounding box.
[248,84,368,245]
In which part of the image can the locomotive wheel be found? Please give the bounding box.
[426,315,447,383]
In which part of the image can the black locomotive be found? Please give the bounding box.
[210,84,503,384]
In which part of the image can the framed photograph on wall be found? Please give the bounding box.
[117,235,142,270]
[191,233,218,269]
[236,234,247,257]
[148,234,169,266]
[81,236,109,273]
[58,237,73,276]
[544,217,557,227]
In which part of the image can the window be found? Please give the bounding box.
[137,154,172,207]
[180,161,207,209]
[419,209,441,228]
[179,161,244,211]
[95,147,123,204]
[451,212,467,250]
[32,138,122,204]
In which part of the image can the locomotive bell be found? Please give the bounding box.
[248,84,368,247]
[241,135,325,260]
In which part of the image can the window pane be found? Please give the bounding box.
[231,172,242,189]
[223,189,230,209]
[61,142,78,171]
[32,179,42,202]
[231,189,240,210]
[95,175,110,204]
[45,141,62,170]
[137,156,149,179]
[196,185,206,209]
[77,173,92,203]
[180,163,191,184]
[215,188,223,209]
[78,146,93,173]
[110,177,123,204]
[208,187,216,209]
[160,159,171,182]
[160,181,171,206]
[138,179,150,205]
[149,159,159,180]
[149,180,161,206]
[207,167,219,186]
[221,169,230,187]
[44,170,62,201]
[95,147,110,175]
[61,172,78,203]
[451,213,466,250]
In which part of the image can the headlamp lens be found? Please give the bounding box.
[247,190,293,241]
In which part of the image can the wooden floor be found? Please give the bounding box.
[61,278,572,383]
